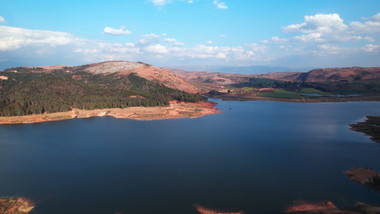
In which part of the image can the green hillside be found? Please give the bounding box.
[0,67,205,117]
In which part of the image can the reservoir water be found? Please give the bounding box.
[1,99,380,214]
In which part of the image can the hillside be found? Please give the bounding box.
[296,67,380,82]
[83,61,201,93]
[165,66,380,101]
[0,61,205,117]
[166,66,380,86]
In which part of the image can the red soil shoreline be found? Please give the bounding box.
[0,101,220,125]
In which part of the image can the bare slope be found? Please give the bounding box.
[8,61,201,94]
[165,66,380,87]
[84,61,201,93]
[296,67,380,82]
[164,67,301,91]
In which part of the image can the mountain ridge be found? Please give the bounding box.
[4,61,201,94]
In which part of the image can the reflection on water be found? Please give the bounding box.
[1,100,380,214]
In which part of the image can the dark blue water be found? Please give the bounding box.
[1,100,380,214]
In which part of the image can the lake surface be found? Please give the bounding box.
[1,100,380,214]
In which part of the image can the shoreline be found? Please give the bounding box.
[0,101,220,125]
[206,94,380,103]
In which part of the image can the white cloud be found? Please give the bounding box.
[219,34,226,38]
[364,36,376,43]
[0,16,5,23]
[125,42,135,47]
[316,44,342,56]
[280,13,363,43]
[362,43,380,52]
[149,0,170,6]
[104,26,131,35]
[137,33,162,46]
[164,38,184,46]
[282,13,362,42]
[213,0,228,9]
[283,13,347,33]
[270,36,288,43]
[0,26,73,51]
[1,13,380,69]
[248,43,268,53]
[350,13,380,34]
[144,44,168,54]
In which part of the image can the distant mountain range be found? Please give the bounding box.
[164,66,380,88]
[165,65,314,74]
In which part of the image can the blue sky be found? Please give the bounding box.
[0,0,380,69]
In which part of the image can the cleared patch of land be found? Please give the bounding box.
[0,101,219,124]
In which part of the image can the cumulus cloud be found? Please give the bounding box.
[164,38,184,46]
[137,33,162,46]
[104,26,131,35]
[270,36,288,43]
[255,12,380,63]
[350,13,380,34]
[125,42,135,47]
[0,26,73,51]
[1,13,380,68]
[213,0,228,9]
[149,0,170,6]
[362,43,380,52]
[364,36,376,43]
[144,44,169,54]
[0,16,5,23]
[283,13,347,33]
[248,43,268,53]
[281,13,363,43]
[0,25,264,67]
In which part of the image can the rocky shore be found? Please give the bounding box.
[0,197,34,214]
[350,116,380,143]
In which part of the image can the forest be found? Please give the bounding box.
[0,68,205,116]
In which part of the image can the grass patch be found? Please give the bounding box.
[241,87,255,92]
[299,88,332,96]
[257,89,302,99]
[249,78,277,87]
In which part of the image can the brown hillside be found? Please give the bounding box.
[166,66,380,86]
[297,67,380,82]
[12,61,201,94]
[164,67,301,91]
[84,61,201,94]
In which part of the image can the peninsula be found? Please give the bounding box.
[0,61,217,124]
[0,101,219,124]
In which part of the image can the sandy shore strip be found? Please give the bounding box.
[0,101,220,125]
